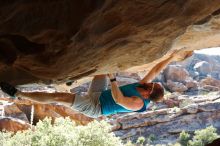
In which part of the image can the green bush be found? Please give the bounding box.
[178,126,219,146]
[124,140,135,146]
[134,134,156,146]
[179,131,190,146]
[188,126,219,146]
[146,134,156,144]
[136,136,145,145]
[0,117,123,146]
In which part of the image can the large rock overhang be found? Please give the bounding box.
[1,0,220,85]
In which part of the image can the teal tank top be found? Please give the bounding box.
[99,83,150,116]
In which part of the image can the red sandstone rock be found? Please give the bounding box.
[4,103,29,123]
[0,98,93,125]
[0,117,30,132]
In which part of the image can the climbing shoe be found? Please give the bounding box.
[0,82,17,97]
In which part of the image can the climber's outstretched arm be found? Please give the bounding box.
[140,55,174,83]
[140,50,193,83]
[16,91,75,107]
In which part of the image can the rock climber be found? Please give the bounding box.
[0,50,192,118]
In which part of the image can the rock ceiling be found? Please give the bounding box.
[1,0,220,85]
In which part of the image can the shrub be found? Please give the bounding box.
[134,134,156,146]
[136,136,145,145]
[124,140,135,146]
[188,126,219,146]
[179,131,190,146]
[0,117,123,146]
[178,126,219,146]
[146,134,156,144]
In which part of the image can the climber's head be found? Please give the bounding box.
[137,82,164,102]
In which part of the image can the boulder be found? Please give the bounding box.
[0,117,30,132]
[4,103,29,123]
[202,85,219,92]
[194,61,212,76]
[166,80,188,92]
[200,77,220,89]
[164,65,192,83]
[188,70,200,80]
[185,80,198,91]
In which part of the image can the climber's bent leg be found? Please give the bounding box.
[71,75,108,118]
[16,91,75,107]
[87,74,108,94]
[0,81,74,107]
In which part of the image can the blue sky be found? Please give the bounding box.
[195,47,220,55]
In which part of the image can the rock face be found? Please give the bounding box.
[0,117,30,132]
[154,53,220,93]
[111,98,220,145]
[194,61,212,76]
[166,80,188,92]
[163,64,199,92]
[1,0,220,84]
[164,65,191,83]
[182,53,220,80]
[0,97,93,131]
[200,77,220,89]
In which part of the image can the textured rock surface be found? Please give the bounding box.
[1,0,220,84]
[0,97,93,127]
[200,77,220,89]
[112,99,220,145]
[0,117,30,132]
[164,65,191,83]
[4,103,29,123]
[153,53,220,93]
[166,80,188,92]
[194,61,212,76]
[178,53,220,80]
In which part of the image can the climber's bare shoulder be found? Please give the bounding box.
[119,96,144,111]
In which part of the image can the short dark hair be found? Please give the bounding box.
[139,82,164,102]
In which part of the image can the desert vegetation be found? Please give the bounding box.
[0,117,219,146]
[0,117,122,146]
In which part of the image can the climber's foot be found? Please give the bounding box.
[0,82,17,97]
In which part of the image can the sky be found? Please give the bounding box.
[194,47,220,55]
